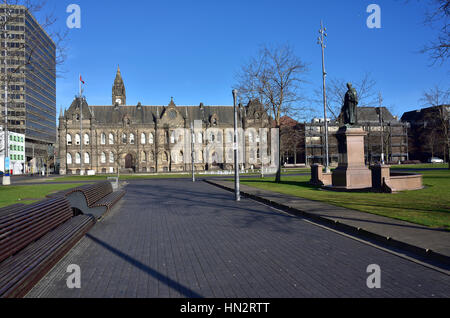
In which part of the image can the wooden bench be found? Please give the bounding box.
[64,181,126,219]
[0,197,95,298]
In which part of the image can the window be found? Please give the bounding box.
[141,151,146,162]
[227,131,234,143]
[101,133,106,145]
[84,152,90,164]
[249,131,254,143]
[109,133,114,145]
[84,133,90,145]
[149,151,154,161]
[122,133,127,144]
[130,133,135,145]
[101,152,106,164]
[75,152,81,164]
[163,152,168,161]
[149,133,154,144]
[75,134,81,145]
[141,133,146,145]
[109,152,114,163]
[67,153,72,164]
[170,131,175,144]
[197,132,203,144]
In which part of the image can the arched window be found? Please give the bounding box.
[130,133,135,144]
[149,151,154,161]
[163,152,168,161]
[84,152,90,164]
[84,133,90,145]
[75,152,81,164]
[170,131,175,144]
[109,152,114,163]
[67,153,72,164]
[67,134,72,145]
[141,133,146,145]
[75,134,81,146]
[249,131,254,143]
[101,152,106,164]
[179,151,184,163]
[227,131,233,143]
[101,133,106,145]
[141,151,147,162]
[122,133,127,144]
[149,133,154,144]
[109,133,114,145]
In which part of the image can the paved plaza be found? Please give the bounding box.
[27,179,450,298]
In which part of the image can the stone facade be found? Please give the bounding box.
[58,68,271,175]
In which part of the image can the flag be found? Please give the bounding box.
[80,75,85,84]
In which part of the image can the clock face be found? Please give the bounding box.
[116,98,122,104]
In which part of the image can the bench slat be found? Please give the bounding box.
[0,215,95,298]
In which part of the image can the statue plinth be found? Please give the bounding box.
[331,126,372,190]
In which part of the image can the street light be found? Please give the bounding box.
[318,20,330,173]
[2,11,11,185]
[232,89,240,202]
[191,122,195,182]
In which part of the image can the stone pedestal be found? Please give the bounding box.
[331,126,372,189]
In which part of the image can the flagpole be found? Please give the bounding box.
[79,74,83,176]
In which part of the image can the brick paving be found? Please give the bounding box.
[27,179,450,298]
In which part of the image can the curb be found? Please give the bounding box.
[204,179,450,270]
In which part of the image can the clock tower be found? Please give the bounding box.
[112,65,126,105]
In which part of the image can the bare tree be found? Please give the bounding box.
[313,72,378,121]
[420,85,450,168]
[420,0,449,64]
[235,44,309,182]
[110,126,134,180]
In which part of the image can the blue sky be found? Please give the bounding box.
[40,0,448,120]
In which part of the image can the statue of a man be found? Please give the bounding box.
[341,82,358,126]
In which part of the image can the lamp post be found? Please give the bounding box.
[191,122,195,182]
[378,93,385,165]
[233,89,240,201]
[2,10,10,185]
[318,20,330,173]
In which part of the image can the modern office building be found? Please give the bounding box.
[0,4,56,172]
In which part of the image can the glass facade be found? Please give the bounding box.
[0,5,56,162]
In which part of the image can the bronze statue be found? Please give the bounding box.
[341,82,358,126]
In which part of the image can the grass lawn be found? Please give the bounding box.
[237,169,450,230]
[0,183,85,209]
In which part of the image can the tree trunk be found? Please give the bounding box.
[275,128,281,183]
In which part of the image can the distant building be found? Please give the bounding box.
[0,127,26,175]
[401,105,450,162]
[0,4,56,173]
[281,107,409,166]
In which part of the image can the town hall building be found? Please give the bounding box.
[58,67,271,175]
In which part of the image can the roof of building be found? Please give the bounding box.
[63,97,268,127]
